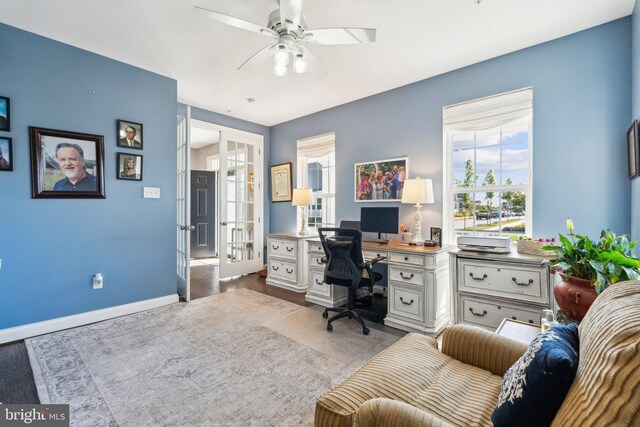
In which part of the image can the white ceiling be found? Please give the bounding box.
[0,0,634,126]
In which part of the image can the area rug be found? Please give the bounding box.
[26,289,401,426]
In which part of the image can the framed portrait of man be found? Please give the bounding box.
[29,127,106,198]
[0,137,12,171]
[117,152,143,181]
[117,119,143,150]
[0,96,10,132]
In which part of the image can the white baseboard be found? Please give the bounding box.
[0,294,179,344]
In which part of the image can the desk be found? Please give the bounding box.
[305,239,453,336]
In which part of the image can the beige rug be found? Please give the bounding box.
[26,289,401,426]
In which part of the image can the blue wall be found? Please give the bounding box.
[270,18,632,241]
[0,24,178,329]
[632,0,640,241]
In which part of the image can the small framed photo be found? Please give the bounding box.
[627,120,638,179]
[29,127,105,199]
[0,96,10,132]
[117,152,143,181]
[354,157,408,202]
[0,137,13,171]
[270,162,292,202]
[430,227,442,247]
[117,119,143,149]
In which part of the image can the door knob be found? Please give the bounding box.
[180,225,195,231]
[220,222,228,226]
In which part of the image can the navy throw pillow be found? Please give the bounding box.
[492,324,579,427]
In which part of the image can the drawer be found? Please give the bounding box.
[309,253,326,268]
[389,283,425,322]
[389,252,425,267]
[363,249,389,261]
[461,296,542,329]
[389,265,426,286]
[268,238,297,259]
[307,241,324,254]
[459,260,548,304]
[268,260,297,282]
[308,270,330,297]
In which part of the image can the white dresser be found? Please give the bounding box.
[307,239,452,336]
[265,232,313,293]
[449,249,554,331]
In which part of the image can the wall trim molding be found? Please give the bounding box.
[0,294,179,344]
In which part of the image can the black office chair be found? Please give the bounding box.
[318,228,386,335]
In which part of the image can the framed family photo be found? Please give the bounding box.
[270,162,292,202]
[0,96,10,132]
[0,137,12,171]
[430,227,442,247]
[117,119,143,149]
[117,152,143,181]
[29,127,106,198]
[627,120,638,179]
[354,157,409,202]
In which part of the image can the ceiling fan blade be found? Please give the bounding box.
[298,46,328,79]
[303,28,376,45]
[278,0,303,32]
[238,44,276,71]
[193,6,278,39]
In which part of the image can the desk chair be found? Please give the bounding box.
[318,228,386,335]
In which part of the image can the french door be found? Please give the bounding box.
[176,112,191,301]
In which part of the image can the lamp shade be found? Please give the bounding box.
[292,188,313,206]
[401,178,434,204]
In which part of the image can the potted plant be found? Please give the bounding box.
[542,219,640,321]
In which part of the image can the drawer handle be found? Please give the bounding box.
[512,277,534,287]
[271,265,279,271]
[469,307,488,317]
[377,253,381,257]
[315,279,325,285]
[400,272,414,280]
[399,297,414,306]
[469,273,488,281]
[404,256,409,261]
[512,316,517,320]
[286,268,294,274]
[528,319,534,324]
[286,247,294,252]
[316,258,323,264]
[272,245,280,250]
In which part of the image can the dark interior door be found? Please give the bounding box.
[190,170,216,258]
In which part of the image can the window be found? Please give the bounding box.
[443,88,532,244]
[297,133,336,230]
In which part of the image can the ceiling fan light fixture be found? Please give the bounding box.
[293,53,307,74]
[273,62,288,77]
[274,45,289,66]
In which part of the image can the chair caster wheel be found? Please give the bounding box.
[322,311,328,319]
[327,324,333,332]
[363,327,370,335]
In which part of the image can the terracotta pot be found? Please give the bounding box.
[553,274,597,321]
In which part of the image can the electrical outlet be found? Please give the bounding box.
[93,273,103,289]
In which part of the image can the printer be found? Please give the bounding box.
[457,235,512,254]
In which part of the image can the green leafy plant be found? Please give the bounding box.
[542,220,640,294]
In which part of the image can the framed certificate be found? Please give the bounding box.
[270,162,292,202]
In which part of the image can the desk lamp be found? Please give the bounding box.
[401,178,434,244]
[292,188,313,235]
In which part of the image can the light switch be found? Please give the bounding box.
[143,187,161,198]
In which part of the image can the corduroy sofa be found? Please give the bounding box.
[315,281,640,427]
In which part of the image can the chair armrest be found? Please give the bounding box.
[354,398,454,427]
[358,256,386,269]
[440,324,528,377]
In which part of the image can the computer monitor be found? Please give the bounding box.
[360,207,399,242]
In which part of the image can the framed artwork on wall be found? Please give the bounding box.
[0,137,12,171]
[29,127,106,198]
[117,119,143,149]
[354,157,408,202]
[0,96,10,132]
[628,120,638,179]
[117,152,143,181]
[270,162,292,202]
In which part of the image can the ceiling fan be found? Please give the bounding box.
[194,0,376,78]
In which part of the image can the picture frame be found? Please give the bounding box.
[0,137,13,171]
[0,96,10,132]
[117,152,143,181]
[270,162,292,202]
[29,127,106,199]
[117,119,143,150]
[354,157,409,202]
[627,120,638,179]
[430,227,442,247]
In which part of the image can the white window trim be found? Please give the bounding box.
[442,88,533,245]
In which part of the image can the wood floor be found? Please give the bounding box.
[0,263,392,404]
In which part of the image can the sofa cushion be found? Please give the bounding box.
[491,324,579,427]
